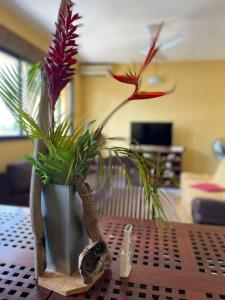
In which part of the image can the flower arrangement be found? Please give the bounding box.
[0,0,174,285]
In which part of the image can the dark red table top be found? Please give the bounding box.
[0,205,225,300]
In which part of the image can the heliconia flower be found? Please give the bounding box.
[112,72,139,87]
[44,1,80,111]
[112,23,173,102]
[99,23,175,130]
[128,86,175,101]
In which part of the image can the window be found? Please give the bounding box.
[0,50,28,138]
[0,49,74,140]
[55,83,74,126]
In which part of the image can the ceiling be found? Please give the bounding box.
[2,0,225,63]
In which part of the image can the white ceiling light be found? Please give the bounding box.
[148,75,164,86]
[142,23,184,61]
[159,35,184,51]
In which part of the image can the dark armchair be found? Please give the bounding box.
[192,198,225,226]
[0,160,32,207]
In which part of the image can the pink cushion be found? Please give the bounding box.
[191,183,225,192]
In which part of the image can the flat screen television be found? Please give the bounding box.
[131,122,173,146]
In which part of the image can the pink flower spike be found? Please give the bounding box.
[44,0,80,111]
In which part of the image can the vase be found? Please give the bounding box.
[41,184,89,276]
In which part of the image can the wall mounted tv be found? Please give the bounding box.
[131,122,173,146]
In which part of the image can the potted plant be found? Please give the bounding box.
[0,0,173,288]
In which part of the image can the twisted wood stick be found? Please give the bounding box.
[75,177,111,265]
[30,80,49,279]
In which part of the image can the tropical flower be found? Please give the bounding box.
[99,23,174,130]
[44,1,80,111]
[112,23,173,102]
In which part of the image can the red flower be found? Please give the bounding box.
[112,23,173,101]
[44,1,80,110]
[129,91,167,100]
[112,72,139,87]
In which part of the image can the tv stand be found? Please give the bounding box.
[131,145,184,188]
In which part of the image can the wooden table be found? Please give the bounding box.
[0,205,225,300]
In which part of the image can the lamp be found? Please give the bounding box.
[212,139,225,160]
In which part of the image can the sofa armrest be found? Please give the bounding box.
[192,198,225,225]
[6,160,32,194]
[0,173,10,197]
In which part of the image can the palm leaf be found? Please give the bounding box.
[106,146,166,221]
[27,63,42,119]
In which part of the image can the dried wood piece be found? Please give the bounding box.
[75,178,103,241]
[30,80,49,279]
[74,177,111,271]
[78,241,108,284]
[30,170,46,279]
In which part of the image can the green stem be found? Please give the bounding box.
[99,83,139,133]
[49,103,55,134]
[99,98,129,132]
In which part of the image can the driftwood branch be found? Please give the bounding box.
[30,0,70,279]
[75,177,111,283]
[75,178,103,241]
[30,80,49,279]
